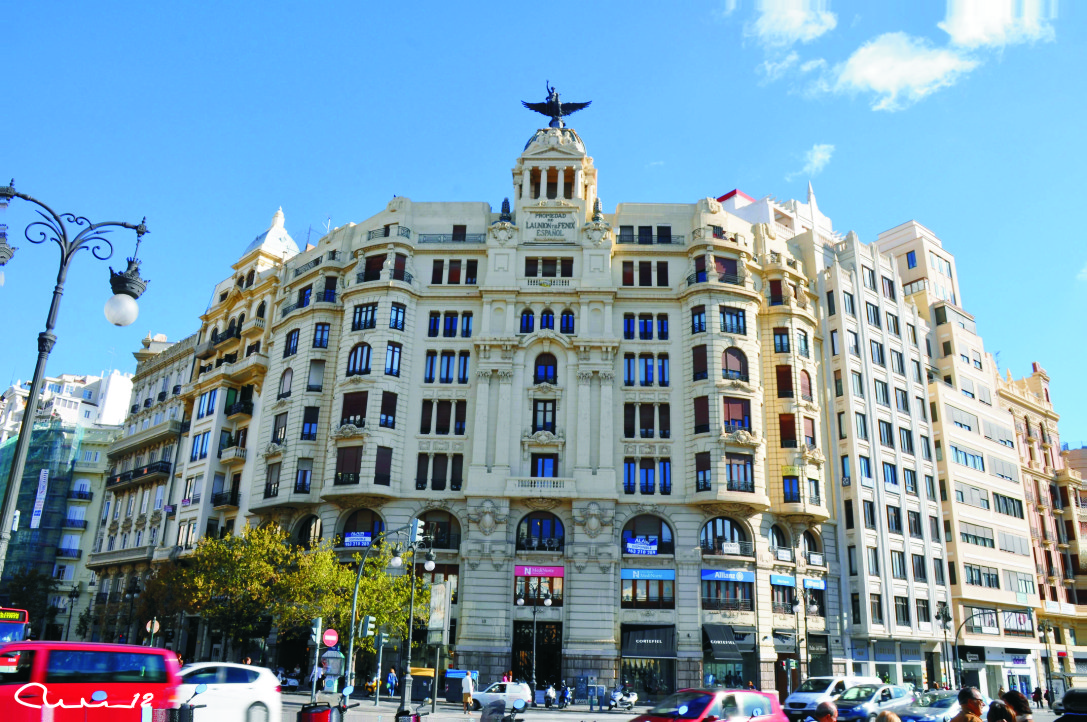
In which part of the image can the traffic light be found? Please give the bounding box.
[309,617,322,646]
[789,659,798,670]
[410,518,425,544]
[361,615,376,637]
[378,632,389,647]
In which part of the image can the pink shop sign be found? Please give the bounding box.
[515,565,564,577]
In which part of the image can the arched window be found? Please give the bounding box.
[802,530,819,555]
[722,348,748,381]
[245,269,255,287]
[343,508,384,547]
[800,370,812,400]
[420,510,462,549]
[278,368,293,398]
[237,313,245,329]
[227,318,237,334]
[699,517,750,555]
[256,301,266,319]
[560,310,575,334]
[236,275,244,287]
[347,344,372,376]
[520,310,535,334]
[517,511,565,551]
[297,515,322,549]
[621,515,674,555]
[540,309,555,330]
[769,524,789,551]
[210,327,219,343]
[534,353,557,384]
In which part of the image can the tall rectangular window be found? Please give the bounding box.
[313,323,330,348]
[301,407,319,441]
[720,306,746,334]
[385,342,402,376]
[379,392,397,429]
[374,446,393,485]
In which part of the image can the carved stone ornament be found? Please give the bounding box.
[801,446,825,467]
[468,499,508,536]
[330,424,368,442]
[599,371,614,381]
[264,442,285,458]
[577,371,595,384]
[573,501,611,538]
[523,498,561,511]
[722,429,761,448]
[582,218,611,247]
[387,197,409,213]
[497,369,515,382]
[489,220,517,246]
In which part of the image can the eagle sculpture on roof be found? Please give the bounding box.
[522,81,591,128]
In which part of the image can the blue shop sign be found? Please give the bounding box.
[625,536,659,555]
[701,569,755,582]
[803,578,826,590]
[770,574,796,587]
[621,568,676,581]
[344,531,372,548]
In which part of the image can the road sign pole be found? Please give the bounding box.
[375,635,384,706]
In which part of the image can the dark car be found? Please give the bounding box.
[630,688,788,722]
[835,684,914,722]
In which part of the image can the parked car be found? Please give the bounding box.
[178,662,281,721]
[0,641,181,721]
[784,676,884,722]
[899,690,990,722]
[630,688,789,722]
[1055,688,1087,721]
[472,681,533,711]
[835,684,915,722]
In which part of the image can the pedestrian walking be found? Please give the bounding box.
[462,670,475,713]
[387,667,398,697]
[1032,688,1042,709]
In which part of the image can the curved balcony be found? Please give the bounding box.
[107,460,172,492]
[776,495,831,524]
[693,482,771,512]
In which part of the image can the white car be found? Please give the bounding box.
[179,662,282,722]
[473,681,533,711]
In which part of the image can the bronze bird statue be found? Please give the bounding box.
[522,81,591,128]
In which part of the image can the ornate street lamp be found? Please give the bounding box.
[0,181,149,581]
[516,582,552,704]
[64,585,81,641]
[395,532,434,718]
[792,589,820,681]
[1039,619,1055,701]
[936,602,953,687]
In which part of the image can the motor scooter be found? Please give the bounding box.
[608,685,639,711]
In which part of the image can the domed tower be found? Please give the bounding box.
[512,127,598,229]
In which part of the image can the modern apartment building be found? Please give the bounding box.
[998,364,1087,695]
[877,223,1044,697]
[726,191,950,690]
[0,371,133,443]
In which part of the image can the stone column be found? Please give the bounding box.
[542,166,551,199]
[472,370,492,463]
[494,370,514,470]
[573,168,583,199]
[576,371,592,469]
[598,371,614,470]
[524,168,532,199]
[556,165,565,200]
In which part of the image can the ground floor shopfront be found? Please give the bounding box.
[956,646,1040,699]
[849,638,946,690]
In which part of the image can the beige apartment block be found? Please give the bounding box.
[240,124,839,695]
[877,224,1045,699]
[999,363,1087,694]
[86,333,195,644]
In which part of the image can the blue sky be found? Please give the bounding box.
[3,0,1085,444]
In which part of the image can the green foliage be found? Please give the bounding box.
[75,605,93,639]
[161,524,428,656]
[7,568,58,630]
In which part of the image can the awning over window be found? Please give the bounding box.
[731,625,757,652]
[703,624,743,661]
[621,624,676,659]
[773,630,796,653]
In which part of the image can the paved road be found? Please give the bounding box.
[281,694,647,722]
[279,694,1067,722]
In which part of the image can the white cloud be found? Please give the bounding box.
[939,0,1056,48]
[716,0,740,18]
[799,58,826,73]
[786,143,835,181]
[759,51,800,82]
[1077,263,1087,282]
[832,32,979,111]
[747,0,837,48]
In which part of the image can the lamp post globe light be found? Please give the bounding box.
[0,181,149,581]
[1039,619,1054,701]
[64,586,80,641]
[936,602,953,687]
[516,582,551,704]
[396,531,434,718]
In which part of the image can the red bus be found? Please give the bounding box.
[0,609,29,643]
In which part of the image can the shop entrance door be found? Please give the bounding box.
[513,621,562,693]
[775,653,799,702]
